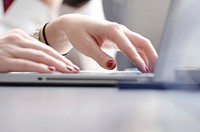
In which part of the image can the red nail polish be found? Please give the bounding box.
[66,66,73,71]
[106,60,115,69]
[145,66,150,73]
[73,66,80,71]
[48,66,55,71]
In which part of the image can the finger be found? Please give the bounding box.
[32,43,79,70]
[123,26,158,72]
[105,25,148,72]
[1,30,79,72]
[73,34,116,70]
[14,37,79,72]
[7,29,37,42]
[137,49,149,68]
[8,46,76,73]
[0,57,55,73]
[4,29,79,71]
[93,49,116,70]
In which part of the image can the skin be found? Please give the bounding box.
[0,29,79,73]
[0,1,158,73]
[40,14,158,73]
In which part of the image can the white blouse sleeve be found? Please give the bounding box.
[0,0,53,34]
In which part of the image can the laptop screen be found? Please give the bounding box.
[154,0,200,83]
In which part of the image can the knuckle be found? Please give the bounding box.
[2,29,27,43]
[129,51,138,59]
[143,38,152,47]
[4,32,22,42]
[97,53,108,65]
[107,22,122,32]
[125,48,140,61]
[19,61,30,69]
[119,24,127,29]
[34,50,46,58]
[26,49,46,59]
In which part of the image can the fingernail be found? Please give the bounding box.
[106,60,115,69]
[145,66,150,73]
[48,66,55,71]
[73,65,80,71]
[66,66,73,71]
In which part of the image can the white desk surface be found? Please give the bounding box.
[0,86,200,132]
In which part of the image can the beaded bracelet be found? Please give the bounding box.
[32,27,41,40]
[32,23,68,56]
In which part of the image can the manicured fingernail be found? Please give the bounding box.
[145,66,150,73]
[48,66,55,71]
[106,60,115,69]
[66,66,73,71]
[73,65,80,71]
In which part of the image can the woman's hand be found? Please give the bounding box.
[43,14,158,73]
[0,29,79,73]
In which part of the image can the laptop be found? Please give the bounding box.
[0,0,200,87]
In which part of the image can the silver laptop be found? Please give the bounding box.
[0,0,200,87]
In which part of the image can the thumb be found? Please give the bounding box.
[73,34,117,70]
[91,49,116,70]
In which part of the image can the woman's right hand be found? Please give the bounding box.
[0,29,79,73]
[45,14,158,73]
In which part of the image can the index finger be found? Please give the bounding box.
[105,23,148,72]
[18,38,79,71]
[123,26,158,72]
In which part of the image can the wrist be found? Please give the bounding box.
[42,22,50,45]
[38,23,46,44]
[39,17,73,54]
[39,20,64,46]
